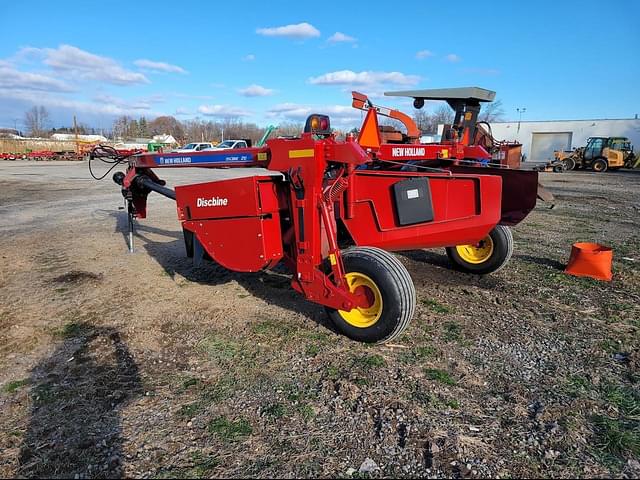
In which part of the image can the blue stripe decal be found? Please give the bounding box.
[154,153,254,165]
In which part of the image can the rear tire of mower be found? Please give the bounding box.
[446,225,514,275]
[326,247,416,344]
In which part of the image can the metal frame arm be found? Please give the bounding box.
[352,91,421,139]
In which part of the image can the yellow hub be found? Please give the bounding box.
[456,236,494,264]
[338,272,383,328]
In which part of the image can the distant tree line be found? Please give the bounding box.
[111,115,305,144]
[50,126,102,135]
[20,106,304,143]
[412,100,505,134]
[21,100,505,142]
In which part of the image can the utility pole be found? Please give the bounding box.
[516,107,526,137]
[73,115,79,155]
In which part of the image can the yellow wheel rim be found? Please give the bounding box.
[455,236,494,264]
[338,272,383,328]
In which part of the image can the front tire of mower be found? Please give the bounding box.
[326,247,416,344]
[446,225,514,275]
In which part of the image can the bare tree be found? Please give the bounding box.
[413,110,431,133]
[479,100,505,123]
[112,116,132,140]
[431,105,455,128]
[413,105,455,134]
[276,122,304,137]
[148,116,185,141]
[24,106,51,137]
[183,118,220,142]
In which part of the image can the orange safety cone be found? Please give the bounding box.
[564,242,613,281]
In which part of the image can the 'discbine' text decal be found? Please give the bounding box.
[196,197,229,207]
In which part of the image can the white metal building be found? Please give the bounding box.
[484,118,640,162]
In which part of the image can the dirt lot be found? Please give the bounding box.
[1,160,638,479]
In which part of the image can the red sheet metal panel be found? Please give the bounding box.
[183,217,283,272]
[341,171,502,250]
[176,175,284,272]
[175,175,280,220]
[447,166,538,225]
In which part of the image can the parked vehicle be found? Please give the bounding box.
[554,137,636,172]
[173,142,214,153]
[206,139,251,150]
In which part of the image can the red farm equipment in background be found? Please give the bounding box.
[98,89,538,343]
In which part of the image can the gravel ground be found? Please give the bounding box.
[0,160,638,479]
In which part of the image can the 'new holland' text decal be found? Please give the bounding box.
[155,153,254,165]
[391,147,426,157]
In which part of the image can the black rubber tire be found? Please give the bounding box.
[592,158,608,172]
[326,247,415,344]
[563,157,576,171]
[446,225,514,275]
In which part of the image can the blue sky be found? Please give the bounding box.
[1,0,639,132]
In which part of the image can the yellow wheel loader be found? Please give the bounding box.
[554,137,637,172]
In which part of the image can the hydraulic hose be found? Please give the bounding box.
[112,171,176,200]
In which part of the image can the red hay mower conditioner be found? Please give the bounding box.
[99,87,538,343]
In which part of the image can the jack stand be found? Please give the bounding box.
[127,200,135,253]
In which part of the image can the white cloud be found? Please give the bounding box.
[0,64,74,92]
[93,93,165,111]
[268,103,312,119]
[134,59,187,74]
[0,88,161,118]
[416,50,434,59]
[238,84,275,97]
[445,53,461,63]
[256,22,320,39]
[42,45,149,85]
[197,104,251,117]
[328,32,356,43]
[320,105,360,119]
[242,54,256,61]
[175,107,191,115]
[308,70,420,87]
[11,46,47,63]
[267,103,361,126]
[94,94,149,110]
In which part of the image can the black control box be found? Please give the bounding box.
[392,178,434,226]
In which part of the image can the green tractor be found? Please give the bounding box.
[147,142,166,153]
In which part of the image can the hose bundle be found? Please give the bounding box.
[88,144,141,180]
